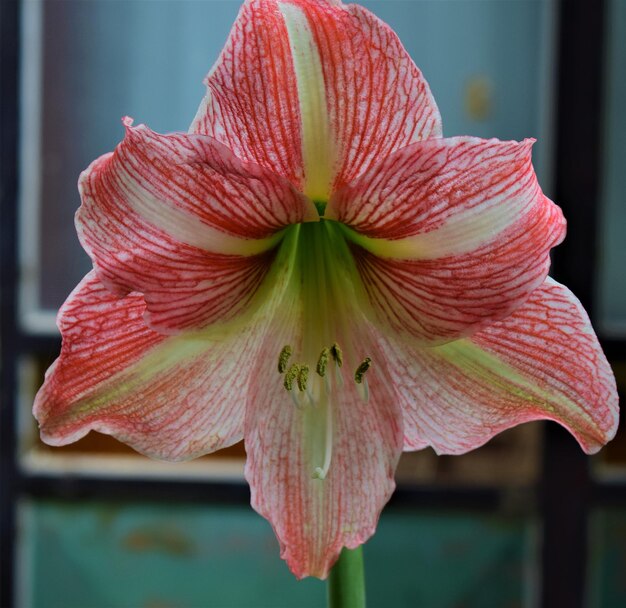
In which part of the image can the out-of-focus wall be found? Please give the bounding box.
[21,0,555,321]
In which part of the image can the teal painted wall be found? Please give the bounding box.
[588,509,626,608]
[18,500,533,608]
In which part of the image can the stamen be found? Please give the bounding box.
[277,345,292,374]
[330,342,343,367]
[354,357,372,384]
[289,388,305,409]
[284,363,300,391]
[316,347,330,377]
[297,364,310,392]
[357,377,370,403]
[334,361,344,388]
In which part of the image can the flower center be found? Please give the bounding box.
[275,220,373,480]
[313,200,327,217]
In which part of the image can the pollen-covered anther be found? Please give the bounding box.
[277,345,292,374]
[297,364,310,392]
[355,357,372,403]
[283,363,300,391]
[316,347,330,377]
[354,357,372,384]
[330,342,343,368]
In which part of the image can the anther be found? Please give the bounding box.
[316,347,330,377]
[297,364,310,392]
[278,345,292,374]
[354,357,372,384]
[330,343,343,368]
[284,363,299,391]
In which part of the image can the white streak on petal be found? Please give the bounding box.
[279,2,334,202]
[117,168,282,256]
[345,197,536,260]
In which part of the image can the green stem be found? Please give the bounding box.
[327,547,366,608]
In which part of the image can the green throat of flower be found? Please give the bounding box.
[274,219,373,481]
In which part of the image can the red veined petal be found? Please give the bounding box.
[244,293,402,579]
[191,0,441,198]
[34,271,271,460]
[383,278,618,455]
[329,137,565,343]
[77,121,314,333]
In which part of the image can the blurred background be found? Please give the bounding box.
[1,0,625,606]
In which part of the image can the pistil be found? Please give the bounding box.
[312,400,333,480]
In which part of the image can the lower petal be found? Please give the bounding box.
[384,278,618,455]
[244,290,402,578]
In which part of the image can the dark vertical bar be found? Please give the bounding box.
[542,0,607,606]
[551,1,606,311]
[541,427,591,608]
[0,1,20,606]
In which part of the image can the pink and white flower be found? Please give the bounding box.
[34,0,618,579]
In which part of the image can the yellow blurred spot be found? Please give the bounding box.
[465,76,494,122]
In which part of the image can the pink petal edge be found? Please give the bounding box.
[34,271,267,460]
[384,277,618,455]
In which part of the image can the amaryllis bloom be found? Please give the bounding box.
[35,0,618,579]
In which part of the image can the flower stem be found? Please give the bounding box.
[327,547,366,608]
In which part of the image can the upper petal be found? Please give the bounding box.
[191,0,441,198]
[328,137,566,343]
[34,272,261,460]
[77,121,314,333]
[384,278,619,455]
